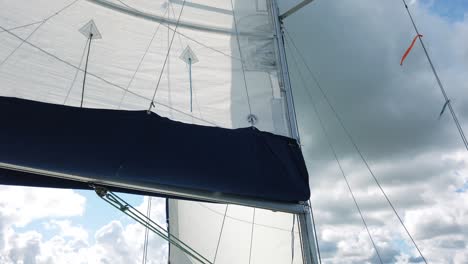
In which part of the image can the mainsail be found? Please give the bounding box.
[0,0,316,263]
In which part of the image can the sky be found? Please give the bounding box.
[281,0,468,263]
[0,0,468,263]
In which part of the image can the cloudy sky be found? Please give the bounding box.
[1,0,468,263]
[282,0,468,263]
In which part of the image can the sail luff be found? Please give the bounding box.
[270,1,300,142]
[270,0,320,263]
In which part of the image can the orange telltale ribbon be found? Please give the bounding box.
[400,34,423,66]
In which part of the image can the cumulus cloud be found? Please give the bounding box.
[44,220,88,241]
[281,0,468,263]
[0,186,167,264]
[1,0,467,263]
[0,186,86,227]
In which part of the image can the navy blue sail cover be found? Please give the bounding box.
[0,96,310,203]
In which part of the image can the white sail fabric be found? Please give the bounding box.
[0,0,302,263]
[169,200,303,264]
[0,0,288,131]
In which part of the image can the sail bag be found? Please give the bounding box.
[0,96,310,203]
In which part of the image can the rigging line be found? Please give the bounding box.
[63,38,89,105]
[95,188,213,264]
[248,208,256,264]
[80,32,93,108]
[285,36,377,263]
[168,1,204,120]
[118,7,169,109]
[0,21,44,33]
[0,25,218,126]
[166,199,171,264]
[307,200,322,264]
[148,0,187,112]
[168,2,186,51]
[167,3,173,119]
[0,0,80,68]
[116,0,135,10]
[288,36,383,264]
[112,0,239,60]
[213,205,228,263]
[291,214,295,264]
[142,197,152,264]
[197,203,300,233]
[284,29,428,263]
[401,0,468,152]
[229,0,253,121]
[296,213,306,264]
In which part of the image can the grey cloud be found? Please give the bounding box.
[280,0,468,263]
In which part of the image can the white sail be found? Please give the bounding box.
[0,0,288,131]
[0,0,305,263]
[165,1,303,263]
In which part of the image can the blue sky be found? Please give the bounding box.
[14,190,144,243]
[421,0,468,21]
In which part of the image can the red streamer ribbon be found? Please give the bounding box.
[400,34,423,66]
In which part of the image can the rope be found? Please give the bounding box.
[94,187,213,264]
[307,200,322,264]
[285,37,382,263]
[148,0,186,112]
[248,208,256,264]
[284,29,427,263]
[0,21,44,33]
[291,215,295,264]
[112,0,239,60]
[401,0,468,152]
[168,1,204,119]
[297,214,306,264]
[63,38,89,104]
[213,205,228,263]
[229,0,253,124]
[197,203,300,233]
[118,7,169,109]
[0,25,219,126]
[0,0,79,68]
[80,33,93,108]
[141,197,152,264]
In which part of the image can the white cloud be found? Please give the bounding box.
[0,186,86,227]
[0,191,168,264]
[0,0,467,263]
[282,0,468,262]
[44,220,88,241]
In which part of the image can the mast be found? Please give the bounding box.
[270,0,320,263]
